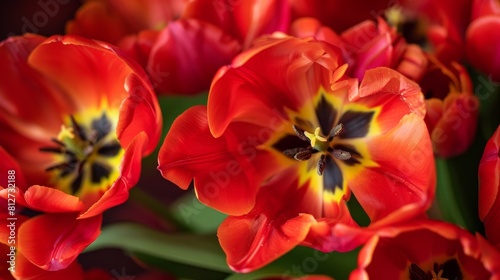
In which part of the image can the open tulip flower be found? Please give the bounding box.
[0,33,162,218]
[349,220,500,280]
[158,34,435,272]
[0,147,100,277]
[479,125,500,249]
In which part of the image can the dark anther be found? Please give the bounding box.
[328,123,343,141]
[293,124,310,142]
[317,154,326,175]
[333,149,351,160]
[284,146,315,161]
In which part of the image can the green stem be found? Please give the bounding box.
[434,158,469,229]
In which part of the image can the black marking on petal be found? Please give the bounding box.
[51,138,66,147]
[71,171,84,194]
[337,110,374,138]
[409,263,428,280]
[315,95,337,136]
[439,259,462,280]
[294,117,315,131]
[97,141,122,157]
[273,134,310,153]
[70,115,88,141]
[39,146,64,154]
[92,113,112,142]
[332,144,362,165]
[91,162,111,183]
[323,155,343,193]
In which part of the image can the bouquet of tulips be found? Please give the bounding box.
[1,0,499,279]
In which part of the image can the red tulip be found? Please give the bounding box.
[0,34,162,218]
[466,0,500,81]
[158,35,435,272]
[420,56,479,157]
[66,0,186,45]
[479,125,500,248]
[289,17,428,83]
[290,0,391,33]
[349,220,500,280]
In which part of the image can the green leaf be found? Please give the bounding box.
[130,251,230,280]
[225,246,359,280]
[85,223,231,273]
[169,190,227,234]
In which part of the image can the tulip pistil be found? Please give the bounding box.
[409,259,462,280]
[284,123,351,175]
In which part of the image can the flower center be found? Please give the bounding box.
[40,112,123,196]
[409,259,462,280]
[283,123,351,175]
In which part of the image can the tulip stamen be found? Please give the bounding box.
[39,112,122,194]
[284,123,351,175]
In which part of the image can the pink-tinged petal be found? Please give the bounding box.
[117,73,162,156]
[479,126,500,247]
[208,36,344,137]
[159,106,280,216]
[13,251,84,280]
[79,131,148,219]
[18,213,102,271]
[184,0,290,49]
[431,93,479,157]
[351,114,435,223]
[466,16,500,81]
[354,67,426,131]
[23,185,83,213]
[146,19,241,95]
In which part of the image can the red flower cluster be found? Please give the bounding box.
[1,0,499,279]
[0,34,161,278]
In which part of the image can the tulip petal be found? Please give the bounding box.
[13,251,84,280]
[27,35,138,111]
[158,106,278,216]
[18,213,102,271]
[350,114,435,222]
[79,131,148,219]
[479,126,500,247]
[23,185,84,213]
[208,37,344,137]
[146,19,241,94]
[466,16,500,81]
